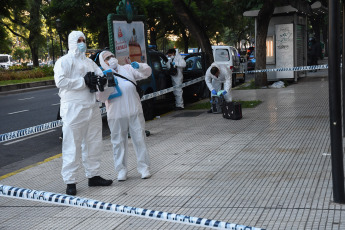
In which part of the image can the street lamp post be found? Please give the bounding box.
[51,34,55,64]
[56,19,63,57]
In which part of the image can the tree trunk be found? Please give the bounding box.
[255,0,275,87]
[149,28,157,46]
[181,29,189,53]
[171,0,213,67]
[28,0,42,67]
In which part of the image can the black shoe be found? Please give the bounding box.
[145,130,151,137]
[88,176,113,186]
[207,109,212,113]
[66,184,76,195]
[175,107,184,111]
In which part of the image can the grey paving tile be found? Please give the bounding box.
[3,68,345,229]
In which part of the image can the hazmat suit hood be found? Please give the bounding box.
[100,51,118,72]
[68,31,86,58]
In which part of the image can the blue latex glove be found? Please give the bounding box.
[172,61,175,66]
[211,89,217,95]
[131,61,139,69]
[222,90,227,95]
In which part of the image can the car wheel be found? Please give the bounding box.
[239,74,245,83]
[142,98,155,121]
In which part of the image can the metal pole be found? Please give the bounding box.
[329,0,345,203]
[343,2,345,136]
[59,33,63,57]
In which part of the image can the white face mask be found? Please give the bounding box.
[108,57,118,69]
[77,42,86,52]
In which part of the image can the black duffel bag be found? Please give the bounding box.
[222,101,242,120]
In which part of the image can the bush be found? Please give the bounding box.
[0,66,54,81]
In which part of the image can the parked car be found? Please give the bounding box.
[182,53,210,99]
[140,49,209,120]
[0,54,14,69]
[212,46,244,86]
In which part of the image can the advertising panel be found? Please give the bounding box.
[112,21,147,65]
[275,24,294,79]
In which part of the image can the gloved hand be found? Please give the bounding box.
[84,72,98,92]
[222,90,227,95]
[211,89,217,95]
[131,61,139,69]
[172,62,175,66]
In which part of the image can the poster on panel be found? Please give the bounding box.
[112,21,147,65]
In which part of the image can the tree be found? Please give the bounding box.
[170,0,226,66]
[0,26,12,54]
[47,0,119,50]
[255,1,275,87]
[0,0,44,67]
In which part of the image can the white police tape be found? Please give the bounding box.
[0,77,204,143]
[233,64,328,74]
[0,184,265,230]
[0,120,63,143]
[0,63,329,143]
[140,76,204,101]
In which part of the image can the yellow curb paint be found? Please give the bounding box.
[0,153,62,180]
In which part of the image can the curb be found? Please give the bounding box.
[0,80,56,95]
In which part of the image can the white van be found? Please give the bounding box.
[212,46,244,86]
[0,54,14,69]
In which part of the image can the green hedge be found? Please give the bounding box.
[0,66,54,81]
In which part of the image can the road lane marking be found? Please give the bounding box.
[2,130,56,145]
[8,110,29,115]
[18,97,34,101]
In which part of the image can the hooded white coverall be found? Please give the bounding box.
[54,31,104,184]
[205,62,232,102]
[167,50,186,108]
[97,51,152,175]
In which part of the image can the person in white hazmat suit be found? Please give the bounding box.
[166,48,186,110]
[97,51,152,181]
[54,31,113,195]
[205,63,232,113]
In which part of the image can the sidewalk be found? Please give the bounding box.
[1,62,343,229]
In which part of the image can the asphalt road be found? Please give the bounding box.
[0,88,63,176]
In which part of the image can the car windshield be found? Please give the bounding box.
[214,49,230,62]
[0,56,9,63]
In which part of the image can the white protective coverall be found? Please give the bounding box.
[205,62,232,102]
[54,31,104,184]
[167,50,186,108]
[97,51,152,176]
